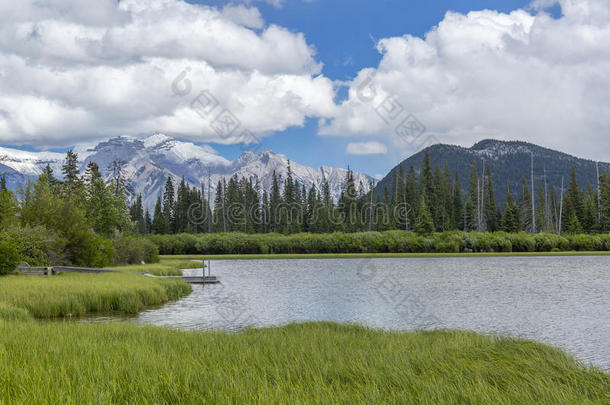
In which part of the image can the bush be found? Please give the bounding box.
[113,235,160,265]
[0,238,21,275]
[1,226,67,266]
[147,231,610,256]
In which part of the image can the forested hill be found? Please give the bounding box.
[377,139,610,206]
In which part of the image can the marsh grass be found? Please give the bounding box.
[0,302,31,321]
[0,322,607,404]
[108,258,203,276]
[0,272,191,318]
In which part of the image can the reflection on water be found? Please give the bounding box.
[94,256,610,370]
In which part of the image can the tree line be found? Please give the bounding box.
[130,152,610,236]
[0,151,155,272]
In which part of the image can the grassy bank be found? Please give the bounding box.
[149,231,610,256]
[0,322,607,404]
[107,257,203,276]
[164,251,610,261]
[0,272,191,318]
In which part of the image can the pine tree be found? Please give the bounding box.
[83,162,102,187]
[484,165,497,232]
[341,168,359,232]
[466,163,479,231]
[562,167,582,234]
[405,166,418,230]
[152,195,166,234]
[213,180,226,233]
[62,150,82,196]
[0,177,17,229]
[414,195,434,235]
[130,194,145,234]
[420,152,434,203]
[42,164,58,191]
[162,177,176,233]
[501,185,520,233]
[144,209,152,234]
[269,171,282,232]
[520,176,534,232]
[582,182,597,233]
[599,171,610,232]
[453,172,464,231]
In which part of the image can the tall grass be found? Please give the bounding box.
[0,322,607,404]
[0,303,31,321]
[0,273,191,318]
[108,258,203,276]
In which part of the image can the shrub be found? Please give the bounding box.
[0,238,21,275]
[568,234,603,251]
[147,231,610,255]
[113,235,160,265]
[1,226,67,266]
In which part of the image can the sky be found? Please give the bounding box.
[0,0,608,178]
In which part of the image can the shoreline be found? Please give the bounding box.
[163,251,610,260]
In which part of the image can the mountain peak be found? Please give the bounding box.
[143,133,175,149]
[377,138,610,207]
[1,134,375,208]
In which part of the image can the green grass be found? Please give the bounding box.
[163,251,610,260]
[0,322,607,404]
[0,272,191,318]
[108,258,203,276]
[0,303,32,321]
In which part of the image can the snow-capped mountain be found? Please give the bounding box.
[0,134,375,208]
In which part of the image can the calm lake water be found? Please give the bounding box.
[107,257,610,370]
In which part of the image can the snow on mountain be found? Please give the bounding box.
[0,134,375,209]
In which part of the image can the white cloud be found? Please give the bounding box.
[321,0,610,161]
[220,5,264,29]
[346,142,388,155]
[0,0,335,147]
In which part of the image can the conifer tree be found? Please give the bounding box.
[414,195,434,235]
[562,167,582,234]
[484,165,497,232]
[502,185,520,233]
[453,172,464,231]
[520,176,534,232]
[405,166,418,230]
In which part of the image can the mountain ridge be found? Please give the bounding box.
[0,134,375,209]
[376,139,610,207]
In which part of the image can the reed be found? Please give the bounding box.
[108,258,203,276]
[0,322,607,404]
[0,272,191,318]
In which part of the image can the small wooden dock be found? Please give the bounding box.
[159,275,220,284]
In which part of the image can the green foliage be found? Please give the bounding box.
[112,235,159,265]
[414,195,434,235]
[0,322,607,404]
[148,231,610,255]
[0,182,18,229]
[15,151,137,267]
[0,226,66,266]
[0,237,20,275]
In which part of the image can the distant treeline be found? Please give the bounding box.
[132,152,610,236]
[148,231,610,255]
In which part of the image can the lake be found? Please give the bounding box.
[105,256,610,370]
